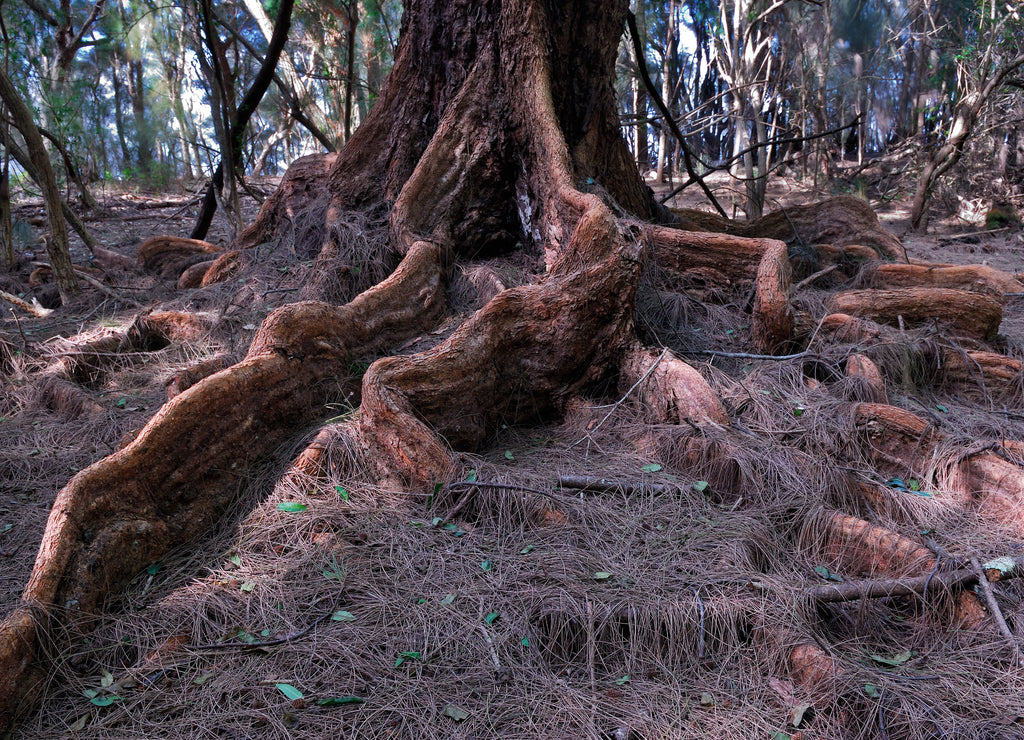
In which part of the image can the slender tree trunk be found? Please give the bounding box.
[344,0,359,140]
[0,138,12,269]
[0,66,79,301]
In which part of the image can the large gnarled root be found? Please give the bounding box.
[647,227,794,353]
[358,202,643,487]
[35,312,215,417]
[865,262,1023,297]
[0,242,449,729]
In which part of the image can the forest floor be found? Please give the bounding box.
[2,169,1024,739]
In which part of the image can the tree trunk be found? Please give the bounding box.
[0,0,918,731]
[0,66,79,302]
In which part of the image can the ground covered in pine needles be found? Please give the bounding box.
[3,173,1024,738]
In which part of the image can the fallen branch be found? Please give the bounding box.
[71,267,145,308]
[806,556,1024,603]
[185,598,340,651]
[793,264,839,291]
[970,556,1022,657]
[0,289,52,317]
[557,475,673,495]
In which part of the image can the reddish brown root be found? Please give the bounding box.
[819,313,889,345]
[813,243,882,274]
[672,195,906,261]
[358,202,641,487]
[789,643,843,691]
[177,259,217,289]
[200,250,245,287]
[806,510,935,578]
[829,287,1002,340]
[646,224,773,284]
[866,262,1022,297]
[165,354,234,399]
[136,236,222,280]
[619,345,729,426]
[0,240,450,726]
[752,239,794,354]
[35,375,104,417]
[845,353,887,403]
[938,350,1022,401]
[90,246,137,272]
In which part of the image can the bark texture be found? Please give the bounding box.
[0,0,971,732]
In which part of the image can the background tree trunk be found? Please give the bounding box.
[0,66,78,302]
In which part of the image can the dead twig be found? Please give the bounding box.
[970,556,1022,659]
[806,556,1024,604]
[185,599,340,651]
[557,475,673,496]
[793,264,839,291]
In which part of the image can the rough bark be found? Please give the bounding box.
[829,287,1002,341]
[0,0,928,731]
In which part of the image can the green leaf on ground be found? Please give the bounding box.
[485,612,499,624]
[813,565,843,582]
[641,463,662,473]
[146,563,161,575]
[335,486,350,501]
[193,671,215,685]
[331,610,356,622]
[317,696,364,706]
[520,545,534,554]
[239,581,256,593]
[395,650,421,667]
[521,636,530,647]
[864,683,881,697]
[89,696,120,707]
[440,593,455,605]
[481,560,493,571]
[504,450,515,460]
[276,683,303,701]
[692,480,709,493]
[276,501,308,513]
[466,469,478,483]
[616,675,630,686]
[228,555,241,567]
[593,571,612,580]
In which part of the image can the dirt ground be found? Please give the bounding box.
[3,170,1024,739]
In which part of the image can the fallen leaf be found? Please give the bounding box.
[442,704,469,721]
[276,683,303,701]
[317,696,364,706]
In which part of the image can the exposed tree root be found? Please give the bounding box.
[830,288,1002,340]
[5,1,1024,736]
[136,236,222,281]
[671,195,907,261]
[845,353,888,403]
[619,345,728,426]
[866,262,1023,296]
